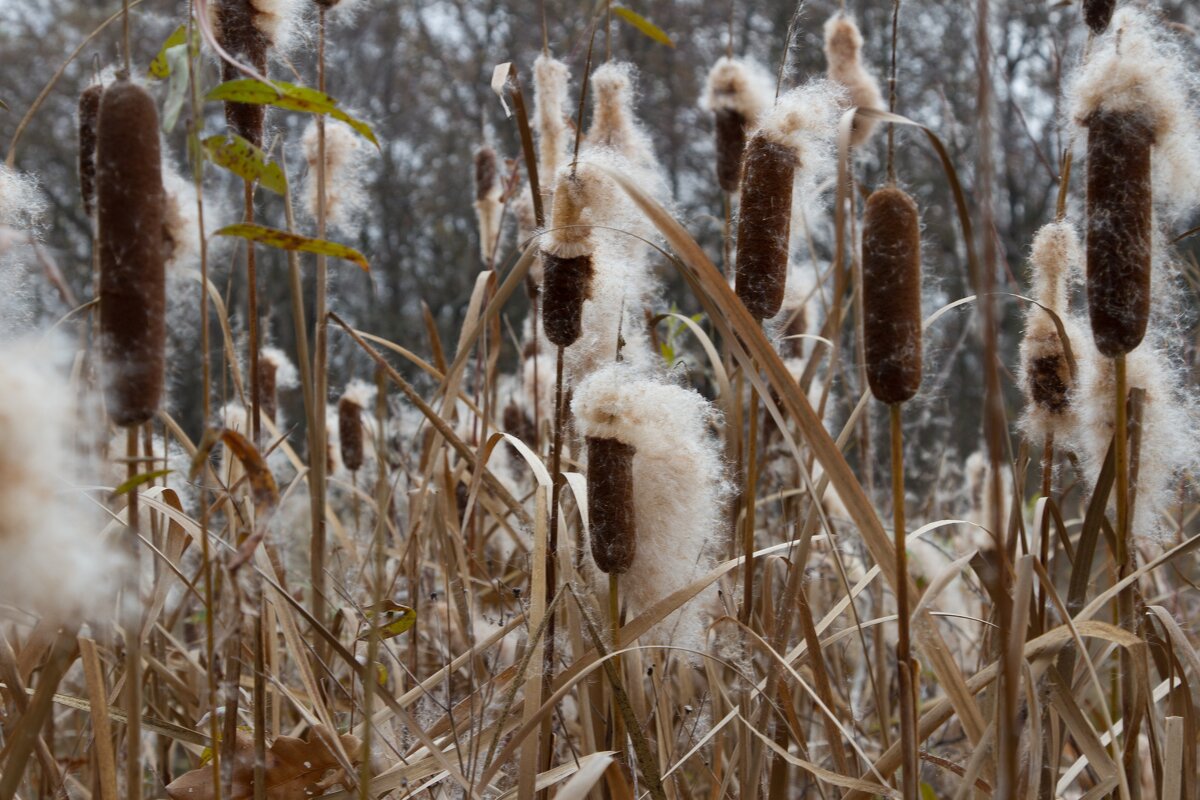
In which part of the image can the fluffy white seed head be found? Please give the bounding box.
[754,80,843,202]
[1069,342,1199,543]
[0,339,122,620]
[702,56,774,120]
[162,162,202,270]
[474,145,504,264]
[1067,8,1200,217]
[261,345,299,389]
[584,62,658,171]
[533,54,572,196]
[823,14,884,148]
[573,364,732,649]
[302,119,369,234]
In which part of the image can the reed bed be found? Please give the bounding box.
[0,3,1199,800]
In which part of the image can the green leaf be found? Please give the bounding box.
[203,134,288,195]
[612,7,674,48]
[113,469,173,496]
[920,782,939,800]
[360,602,416,641]
[215,223,370,272]
[149,24,188,79]
[206,78,380,149]
[0,98,9,112]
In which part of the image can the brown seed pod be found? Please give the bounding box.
[97,80,166,428]
[735,133,797,321]
[474,146,499,203]
[1082,0,1116,34]
[257,354,278,424]
[78,83,103,218]
[715,109,748,194]
[1085,110,1154,358]
[586,436,637,575]
[1028,354,1071,413]
[339,396,364,472]
[862,186,923,405]
[217,0,269,146]
[541,253,595,347]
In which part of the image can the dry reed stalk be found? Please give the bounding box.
[1085,110,1154,359]
[861,186,922,405]
[586,436,637,574]
[78,83,102,218]
[97,79,166,428]
[734,133,796,321]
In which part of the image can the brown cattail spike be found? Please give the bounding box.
[217,0,269,146]
[97,80,167,428]
[1085,110,1154,358]
[586,436,637,574]
[715,109,748,194]
[1028,355,1070,412]
[474,146,498,203]
[541,254,594,347]
[862,186,922,404]
[503,402,537,445]
[338,396,364,472]
[735,133,797,321]
[78,84,103,218]
[257,355,278,424]
[1082,0,1116,34]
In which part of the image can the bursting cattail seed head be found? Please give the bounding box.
[541,171,598,347]
[586,436,637,574]
[862,186,922,405]
[78,83,103,218]
[735,133,796,320]
[824,14,884,149]
[97,80,166,428]
[338,394,364,472]
[702,57,772,194]
[1084,110,1154,358]
[533,55,571,191]
[473,145,503,264]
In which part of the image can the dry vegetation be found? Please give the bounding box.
[1,1,1200,799]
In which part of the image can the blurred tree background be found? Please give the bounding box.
[2,0,1197,495]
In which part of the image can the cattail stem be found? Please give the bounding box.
[538,345,566,784]
[185,2,220,792]
[608,572,625,750]
[245,179,261,446]
[311,6,330,653]
[124,426,143,800]
[889,403,917,799]
[1114,354,1140,791]
[741,376,759,626]
[253,588,266,800]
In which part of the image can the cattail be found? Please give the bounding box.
[258,353,278,424]
[1083,0,1116,34]
[734,81,842,322]
[584,62,656,168]
[502,401,537,445]
[338,397,364,472]
[861,186,922,405]
[78,83,103,218]
[541,170,598,347]
[302,119,367,233]
[735,134,796,320]
[586,436,637,574]
[215,1,270,145]
[97,79,166,428]
[702,57,772,194]
[1083,110,1154,358]
[474,145,503,264]
[533,54,571,191]
[574,364,731,648]
[824,14,884,149]
[1019,222,1083,439]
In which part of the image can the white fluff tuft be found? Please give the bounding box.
[1067,7,1200,217]
[702,56,774,120]
[0,165,47,233]
[573,364,732,649]
[533,55,572,195]
[161,162,202,270]
[753,79,843,210]
[341,378,377,410]
[302,119,369,234]
[0,339,122,620]
[584,62,658,171]
[823,14,884,149]
[249,0,306,52]
[1069,343,1199,543]
[261,345,299,389]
